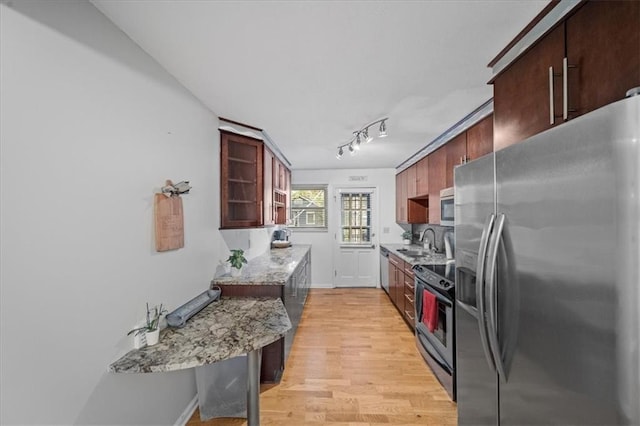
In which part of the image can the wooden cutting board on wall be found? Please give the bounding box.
[154,194,184,252]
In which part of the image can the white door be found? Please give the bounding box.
[333,188,378,287]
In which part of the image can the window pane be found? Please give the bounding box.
[341,211,349,225]
[291,187,327,229]
[340,192,372,243]
[292,189,325,207]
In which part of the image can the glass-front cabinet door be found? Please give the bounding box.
[220,130,264,228]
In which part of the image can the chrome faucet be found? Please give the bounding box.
[421,227,436,252]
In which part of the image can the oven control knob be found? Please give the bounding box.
[440,280,450,288]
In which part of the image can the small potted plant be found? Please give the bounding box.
[127,303,167,346]
[402,230,413,245]
[227,249,248,277]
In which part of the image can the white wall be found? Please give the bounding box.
[0,1,228,424]
[291,168,405,287]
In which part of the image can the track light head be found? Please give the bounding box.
[348,143,356,155]
[336,146,344,159]
[363,128,373,143]
[354,134,361,150]
[378,120,387,138]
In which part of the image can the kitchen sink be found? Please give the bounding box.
[396,248,429,257]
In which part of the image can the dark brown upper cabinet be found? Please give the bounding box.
[220,130,264,228]
[492,0,639,151]
[396,113,493,226]
[466,115,493,162]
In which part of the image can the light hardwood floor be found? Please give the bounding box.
[187,288,457,425]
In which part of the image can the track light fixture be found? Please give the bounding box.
[379,120,387,138]
[336,117,388,159]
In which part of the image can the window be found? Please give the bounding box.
[290,186,327,230]
[305,212,316,225]
[340,191,372,244]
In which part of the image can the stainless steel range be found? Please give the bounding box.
[413,262,456,400]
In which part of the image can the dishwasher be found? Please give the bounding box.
[379,246,390,294]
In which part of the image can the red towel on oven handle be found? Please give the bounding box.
[422,289,438,333]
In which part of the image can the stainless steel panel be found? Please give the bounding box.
[495,96,639,425]
[455,153,499,425]
[615,95,640,425]
[455,305,499,426]
[380,248,389,293]
[455,153,496,260]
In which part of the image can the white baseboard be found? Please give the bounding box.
[310,284,382,289]
[310,283,334,289]
[174,395,198,426]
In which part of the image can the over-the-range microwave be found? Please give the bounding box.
[440,187,454,227]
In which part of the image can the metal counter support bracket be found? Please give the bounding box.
[247,348,262,426]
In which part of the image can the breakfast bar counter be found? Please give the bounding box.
[109,297,291,425]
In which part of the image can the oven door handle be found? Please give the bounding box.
[416,279,453,307]
[476,214,496,372]
[486,213,508,381]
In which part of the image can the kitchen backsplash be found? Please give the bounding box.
[219,228,272,259]
[219,227,291,259]
[410,224,453,254]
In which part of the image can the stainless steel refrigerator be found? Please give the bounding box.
[454,95,639,425]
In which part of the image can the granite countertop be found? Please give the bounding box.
[381,243,450,266]
[212,244,311,286]
[109,297,291,373]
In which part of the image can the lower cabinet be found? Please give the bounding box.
[403,264,416,329]
[388,254,415,330]
[388,254,402,309]
[284,252,310,358]
[217,251,311,383]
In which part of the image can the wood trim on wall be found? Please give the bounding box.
[218,116,263,132]
[487,0,562,67]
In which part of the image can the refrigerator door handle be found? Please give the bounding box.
[486,213,508,381]
[476,213,496,372]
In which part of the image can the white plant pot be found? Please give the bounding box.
[146,329,160,346]
[403,239,411,245]
[231,267,242,277]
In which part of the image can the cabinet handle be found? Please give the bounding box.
[562,57,578,121]
[563,58,568,121]
[549,66,555,125]
[405,294,414,303]
[405,310,415,321]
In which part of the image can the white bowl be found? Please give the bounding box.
[272,240,291,248]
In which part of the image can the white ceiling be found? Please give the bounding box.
[93,0,547,170]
